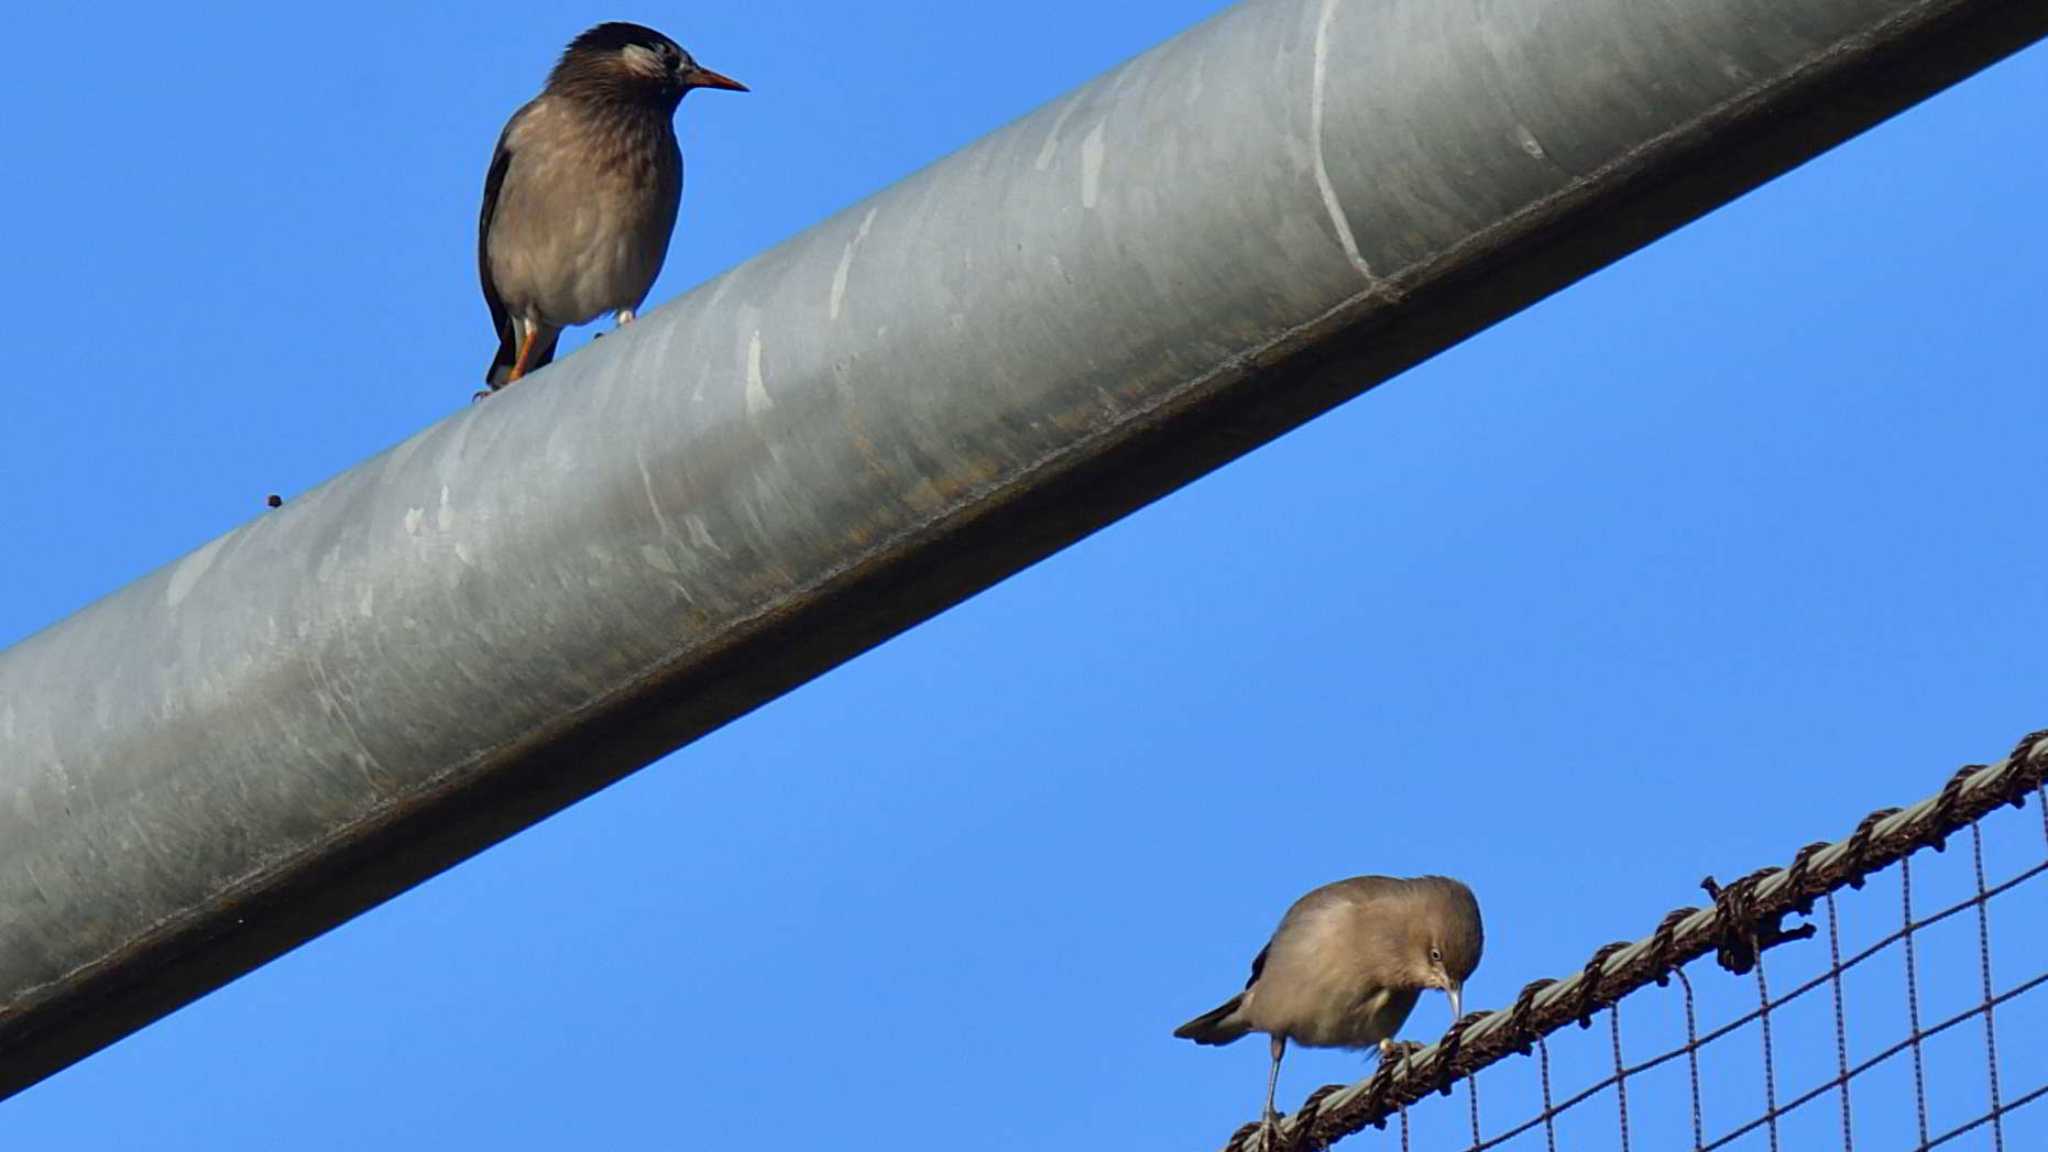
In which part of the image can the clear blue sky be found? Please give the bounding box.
[2,3,2044,1149]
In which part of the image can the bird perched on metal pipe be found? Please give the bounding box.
[477,22,746,393]
[1175,875,1483,1142]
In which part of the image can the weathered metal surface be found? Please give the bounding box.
[3,0,2040,1099]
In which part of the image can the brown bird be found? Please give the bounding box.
[478,22,746,392]
[1175,876,1483,1141]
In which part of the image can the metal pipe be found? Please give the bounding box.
[2,0,2040,1099]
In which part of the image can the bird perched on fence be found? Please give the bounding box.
[477,22,747,393]
[1175,875,1483,1143]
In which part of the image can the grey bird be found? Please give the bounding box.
[478,22,746,392]
[1175,876,1483,1140]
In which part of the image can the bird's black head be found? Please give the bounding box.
[549,22,747,111]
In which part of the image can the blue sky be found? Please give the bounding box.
[2,3,2044,1149]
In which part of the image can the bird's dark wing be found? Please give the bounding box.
[1243,941,1270,989]
[477,122,517,352]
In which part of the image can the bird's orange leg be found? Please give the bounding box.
[505,326,541,386]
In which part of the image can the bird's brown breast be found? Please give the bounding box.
[484,97,683,328]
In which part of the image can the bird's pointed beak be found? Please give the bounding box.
[1446,982,1464,1024]
[683,65,748,93]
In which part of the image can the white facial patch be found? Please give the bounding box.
[621,43,666,77]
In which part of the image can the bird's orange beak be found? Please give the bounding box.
[684,65,748,93]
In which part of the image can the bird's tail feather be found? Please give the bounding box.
[485,324,562,389]
[1174,994,1250,1046]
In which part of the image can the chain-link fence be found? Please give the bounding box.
[1221,730,2048,1152]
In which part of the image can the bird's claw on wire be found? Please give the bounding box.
[1377,1038,1425,1067]
[1227,1116,1276,1152]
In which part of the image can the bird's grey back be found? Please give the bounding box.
[1270,875,1465,939]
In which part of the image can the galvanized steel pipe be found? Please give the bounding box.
[2,0,2040,1098]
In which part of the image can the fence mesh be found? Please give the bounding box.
[1221,729,2048,1152]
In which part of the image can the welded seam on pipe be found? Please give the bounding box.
[1311,0,1375,282]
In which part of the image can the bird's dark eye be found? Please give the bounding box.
[1430,947,1443,963]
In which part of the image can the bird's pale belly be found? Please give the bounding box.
[492,209,671,328]
[1292,984,1422,1049]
